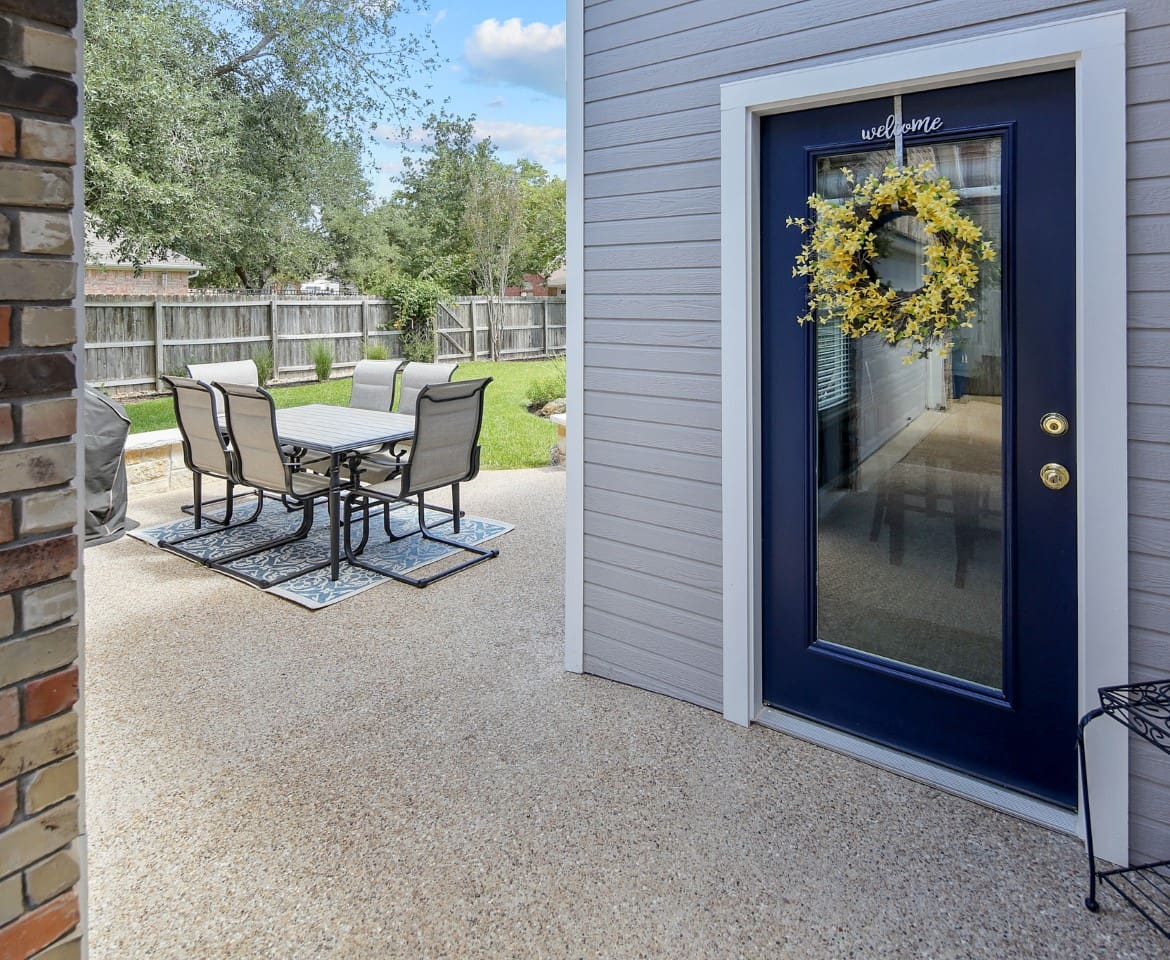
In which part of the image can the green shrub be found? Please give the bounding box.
[399,326,434,363]
[362,341,389,361]
[308,340,334,382]
[252,346,274,385]
[525,357,566,408]
[375,274,449,329]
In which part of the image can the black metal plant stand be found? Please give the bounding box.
[1078,679,1170,939]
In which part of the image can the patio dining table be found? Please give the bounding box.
[275,404,414,581]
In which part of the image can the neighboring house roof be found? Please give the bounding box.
[546,267,567,288]
[85,228,203,273]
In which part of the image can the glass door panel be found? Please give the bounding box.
[813,137,1004,690]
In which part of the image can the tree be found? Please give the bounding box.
[207,0,439,138]
[84,0,437,286]
[515,161,567,282]
[393,113,496,293]
[463,160,525,361]
[389,119,566,297]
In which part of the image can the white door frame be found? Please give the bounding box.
[719,11,1130,864]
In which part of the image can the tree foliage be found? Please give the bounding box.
[370,114,566,299]
[84,0,437,287]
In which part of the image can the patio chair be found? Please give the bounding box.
[396,361,458,415]
[159,376,263,547]
[210,382,334,587]
[354,360,460,478]
[300,359,405,477]
[343,377,496,587]
[341,359,463,527]
[350,359,403,412]
[185,359,259,413]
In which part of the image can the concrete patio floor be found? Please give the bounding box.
[84,468,1165,959]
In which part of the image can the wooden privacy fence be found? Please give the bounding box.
[434,297,567,363]
[85,295,566,396]
[85,296,397,395]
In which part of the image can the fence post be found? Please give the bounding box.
[468,300,477,361]
[269,294,279,379]
[152,297,164,391]
[542,299,550,357]
[361,299,371,354]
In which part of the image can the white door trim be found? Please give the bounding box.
[719,11,1130,864]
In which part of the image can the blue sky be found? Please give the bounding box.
[372,1,568,197]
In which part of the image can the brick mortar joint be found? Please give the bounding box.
[0,12,76,33]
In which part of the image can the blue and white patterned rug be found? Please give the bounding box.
[130,497,513,609]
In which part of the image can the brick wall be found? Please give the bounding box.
[84,268,193,296]
[0,1,85,958]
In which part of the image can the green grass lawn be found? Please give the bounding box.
[122,359,562,470]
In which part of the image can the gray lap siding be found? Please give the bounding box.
[581,0,1170,862]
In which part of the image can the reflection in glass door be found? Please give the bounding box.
[813,137,1004,690]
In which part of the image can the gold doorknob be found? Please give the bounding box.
[1041,412,1069,436]
[1041,463,1070,490]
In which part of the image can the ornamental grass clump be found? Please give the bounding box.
[787,162,996,359]
[309,340,334,382]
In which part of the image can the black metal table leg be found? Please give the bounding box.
[329,452,342,581]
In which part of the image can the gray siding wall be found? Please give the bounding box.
[581,0,1170,861]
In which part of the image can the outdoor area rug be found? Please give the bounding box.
[130,497,513,609]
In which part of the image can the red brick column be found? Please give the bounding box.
[0,1,84,958]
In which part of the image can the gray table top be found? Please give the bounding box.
[275,404,414,454]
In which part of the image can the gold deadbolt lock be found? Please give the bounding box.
[1041,463,1071,491]
[1041,412,1069,436]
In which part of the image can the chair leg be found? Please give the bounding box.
[345,492,498,589]
[181,478,260,526]
[159,490,265,549]
[201,497,332,588]
[343,494,373,557]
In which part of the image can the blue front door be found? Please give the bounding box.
[760,71,1077,807]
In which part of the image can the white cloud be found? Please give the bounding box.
[488,96,506,109]
[464,18,566,98]
[433,8,446,24]
[474,120,566,170]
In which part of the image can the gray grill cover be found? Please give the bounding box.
[85,387,131,546]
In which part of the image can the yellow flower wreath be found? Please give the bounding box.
[786,163,996,359]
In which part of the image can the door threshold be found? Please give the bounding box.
[757,706,1080,836]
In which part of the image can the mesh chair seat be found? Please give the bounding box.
[290,470,332,497]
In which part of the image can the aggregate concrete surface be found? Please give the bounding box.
[84,469,1165,959]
